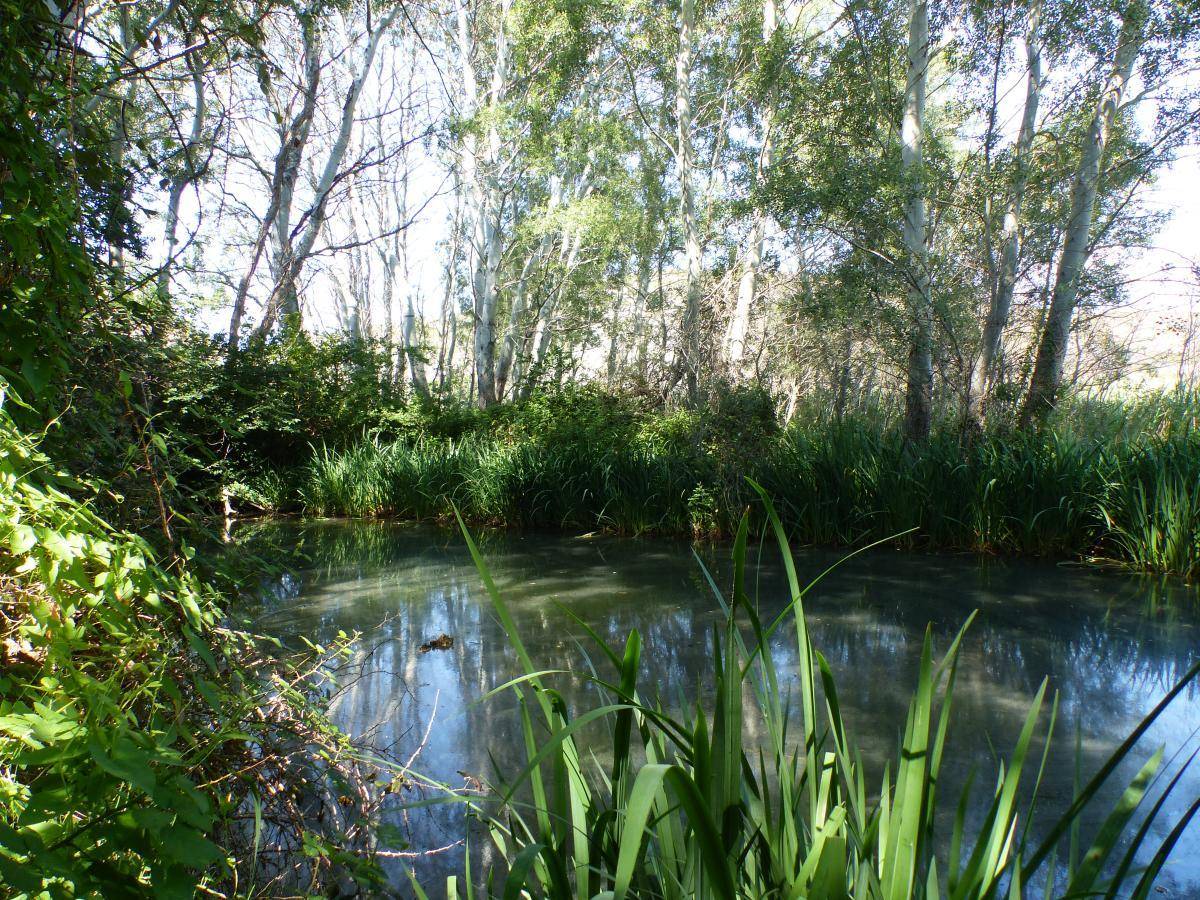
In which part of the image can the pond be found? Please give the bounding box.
[240,519,1200,895]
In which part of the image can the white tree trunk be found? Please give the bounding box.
[901,0,933,442]
[496,179,564,398]
[607,265,628,386]
[438,171,465,392]
[392,149,428,396]
[726,0,777,374]
[516,227,584,398]
[1022,0,1143,422]
[495,239,544,399]
[228,11,321,347]
[676,0,703,404]
[970,0,1042,421]
[264,4,401,331]
[631,245,653,377]
[458,0,513,408]
[341,173,371,340]
[158,43,207,304]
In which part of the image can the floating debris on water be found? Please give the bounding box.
[419,633,454,653]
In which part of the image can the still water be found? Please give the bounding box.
[241,519,1200,896]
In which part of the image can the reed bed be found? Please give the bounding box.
[290,393,1200,578]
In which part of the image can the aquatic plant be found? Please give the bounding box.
[1100,440,1200,580]
[430,487,1200,898]
[295,393,1200,577]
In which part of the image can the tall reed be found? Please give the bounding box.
[291,392,1200,577]
[427,488,1200,898]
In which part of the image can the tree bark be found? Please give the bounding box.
[969,0,1042,423]
[676,0,703,405]
[496,181,562,398]
[458,0,513,408]
[901,0,933,442]
[1021,0,1144,424]
[607,261,628,386]
[261,3,401,334]
[495,240,543,399]
[516,227,584,399]
[158,39,207,304]
[228,9,321,348]
[726,0,777,375]
[438,171,465,392]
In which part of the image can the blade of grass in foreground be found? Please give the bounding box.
[439,488,1200,899]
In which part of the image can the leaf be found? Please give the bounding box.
[88,736,157,796]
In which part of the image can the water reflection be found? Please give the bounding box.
[239,520,1200,894]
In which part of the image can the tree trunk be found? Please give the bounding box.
[380,243,396,384]
[394,153,428,396]
[459,0,513,409]
[726,0,777,374]
[631,239,653,378]
[1021,0,1143,424]
[495,240,544,399]
[228,11,321,349]
[158,43,207,304]
[969,0,1042,423]
[438,171,464,392]
[676,0,703,405]
[262,3,401,334]
[901,0,933,442]
[496,182,561,398]
[607,262,628,386]
[106,5,137,282]
[517,228,583,399]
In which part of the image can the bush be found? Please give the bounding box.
[0,404,384,896]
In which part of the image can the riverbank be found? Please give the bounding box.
[235,388,1200,579]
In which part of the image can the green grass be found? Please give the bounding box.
[286,389,1200,578]
[1099,441,1200,579]
[422,490,1200,898]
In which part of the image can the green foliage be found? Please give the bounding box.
[0,402,382,897]
[1099,439,1200,580]
[444,496,1200,897]
[40,325,417,518]
[165,329,404,467]
[291,388,1200,578]
[0,1,130,403]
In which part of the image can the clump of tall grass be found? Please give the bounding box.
[293,389,1200,577]
[299,434,707,534]
[1100,440,1200,580]
[429,489,1200,898]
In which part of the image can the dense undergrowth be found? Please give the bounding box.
[0,406,390,897]
[264,385,1200,579]
[0,4,404,889]
[58,324,1197,580]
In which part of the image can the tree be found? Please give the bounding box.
[968,0,1044,423]
[1021,0,1145,422]
[901,0,934,441]
[726,0,779,375]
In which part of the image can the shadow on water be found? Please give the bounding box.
[236,519,1200,895]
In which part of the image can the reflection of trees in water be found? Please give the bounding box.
[782,570,1197,748]
[749,559,1200,893]
[241,520,1200,890]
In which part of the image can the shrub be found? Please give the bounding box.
[0,405,383,895]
